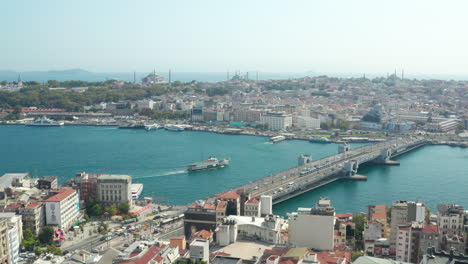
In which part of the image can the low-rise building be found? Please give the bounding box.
[37,176,58,190]
[219,215,281,244]
[44,188,80,230]
[190,239,210,264]
[96,174,132,207]
[244,197,261,217]
[17,202,45,236]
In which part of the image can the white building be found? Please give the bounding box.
[260,112,292,131]
[260,195,273,216]
[296,116,320,130]
[45,188,80,230]
[96,174,132,207]
[437,204,465,236]
[289,198,335,250]
[396,224,412,262]
[136,99,155,110]
[190,239,210,264]
[244,197,261,217]
[0,213,22,264]
[217,215,281,245]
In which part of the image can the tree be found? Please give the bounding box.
[353,215,366,249]
[85,200,102,217]
[35,246,43,256]
[38,226,54,245]
[119,203,130,215]
[47,245,62,256]
[105,204,118,216]
[352,251,362,262]
[22,229,36,251]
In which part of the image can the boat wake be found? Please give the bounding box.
[136,169,187,179]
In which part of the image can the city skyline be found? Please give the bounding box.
[3,0,468,75]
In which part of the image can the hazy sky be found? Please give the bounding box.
[2,0,468,75]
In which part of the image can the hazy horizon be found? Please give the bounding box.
[3,0,468,76]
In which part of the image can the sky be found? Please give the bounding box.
[2,0,468,76]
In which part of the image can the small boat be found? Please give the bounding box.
[144,123,161,131]
[187,157,230,171]
[165,124,184,131]
[131,184,144,199]
[309,137,332,144]
[26,116,64,126]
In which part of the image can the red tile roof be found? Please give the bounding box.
[26,202,40,209]
[245,198,260,204]
[6,204,21,209]
[193,230,212,240]
[153,256,163,263]
[216,201,227,211]
[216,191,240,199]
[203,203,216,210]
[335,213,353,219]
[120,245,166,264]
[422,224,439,233]
[45,189,76,202]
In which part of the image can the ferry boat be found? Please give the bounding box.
[131,183,144,199]
[270,135,286,143]
[309,137,332,144]
[187,157,230,171]
[26,117,64,126]
[144,123,161,131]
[165,124,185,131]
[119,121,145,129]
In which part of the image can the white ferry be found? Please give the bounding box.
[26,117,64,126]
[187,157,230,171]
[144,123,161,131]
[131,183,143,199]
[270,135,286,143]
[165,124,185,131]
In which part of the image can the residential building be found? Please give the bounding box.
[216,191,241,216]
[136,99,155,110]
[396,223,440,264]
[244,197,261,217]
[354,256,411,264]
[0,173,30,189]
[190,239,210,264]
[437,204,464,236]
[260,112,292,131]
[37,176,58,190]
[289,198,335,250]
[96,174,132,207]
[296,116,321,130]
[0,213,21,264]
[260,195,273,216]
[419,247,468,264]
[184,201,219,239]
[44,188,80,230]
[0,220,9,264]
[390,201,426,253]
[170,236,186,250]
[17,202,45,236]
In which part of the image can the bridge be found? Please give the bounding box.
[227,137,429,205]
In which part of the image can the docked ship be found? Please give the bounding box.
[165,124,185,131]
[309,137,332,144]
[270,135,286,143]
[131,183,144,199]
[187,157,230,171]
[144,123,161,131]
[119,121,145,129]
[26,117,64,126]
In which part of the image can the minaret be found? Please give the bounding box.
[18,73,23,87]
[256,71,258,81]
[227,70,230,81]
[169,69,172,84]
[401,70,404,80]
[133,71,136,83]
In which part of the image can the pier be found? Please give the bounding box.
[223,137,429,205]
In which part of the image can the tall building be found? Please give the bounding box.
[260,112,292,131]
[390,201,426,253]
[289,198,335,250]
[44,188,80,230]
[437,204,465,236]
[0,213,22,264]
[184,201,221,239]
[0,220,9,264]
[17,202,45,236]
[396,223,440,264]
[96,174,132,208]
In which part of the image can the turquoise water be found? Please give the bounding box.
[1,125,467,214]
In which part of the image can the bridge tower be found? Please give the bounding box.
[343,160,359,177]
[372,148,399,165]
[298,154,312,166]
[338,143,351,157]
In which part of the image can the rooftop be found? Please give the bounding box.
[353,256,412,264]
[45,188,76,202]
[0,173,29,188]
[216,191,240,200]
[97,174,131,181]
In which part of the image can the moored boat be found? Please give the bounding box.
[270,135,286,143]
[309,137,331,144]
[26,116,64,126]
[131,183,144,199]
[165,124,185,131]
[144,123,161,131]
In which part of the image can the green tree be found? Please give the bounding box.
[22,229,36,251]
[38,226,54,245]
[85,200,102,217]
[105,204,117,216]
[119,203,130,215]
[35,246,43,256]
[353,215,366,249]
[47,245,62,256]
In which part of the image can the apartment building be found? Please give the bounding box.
[45,188,80,230]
